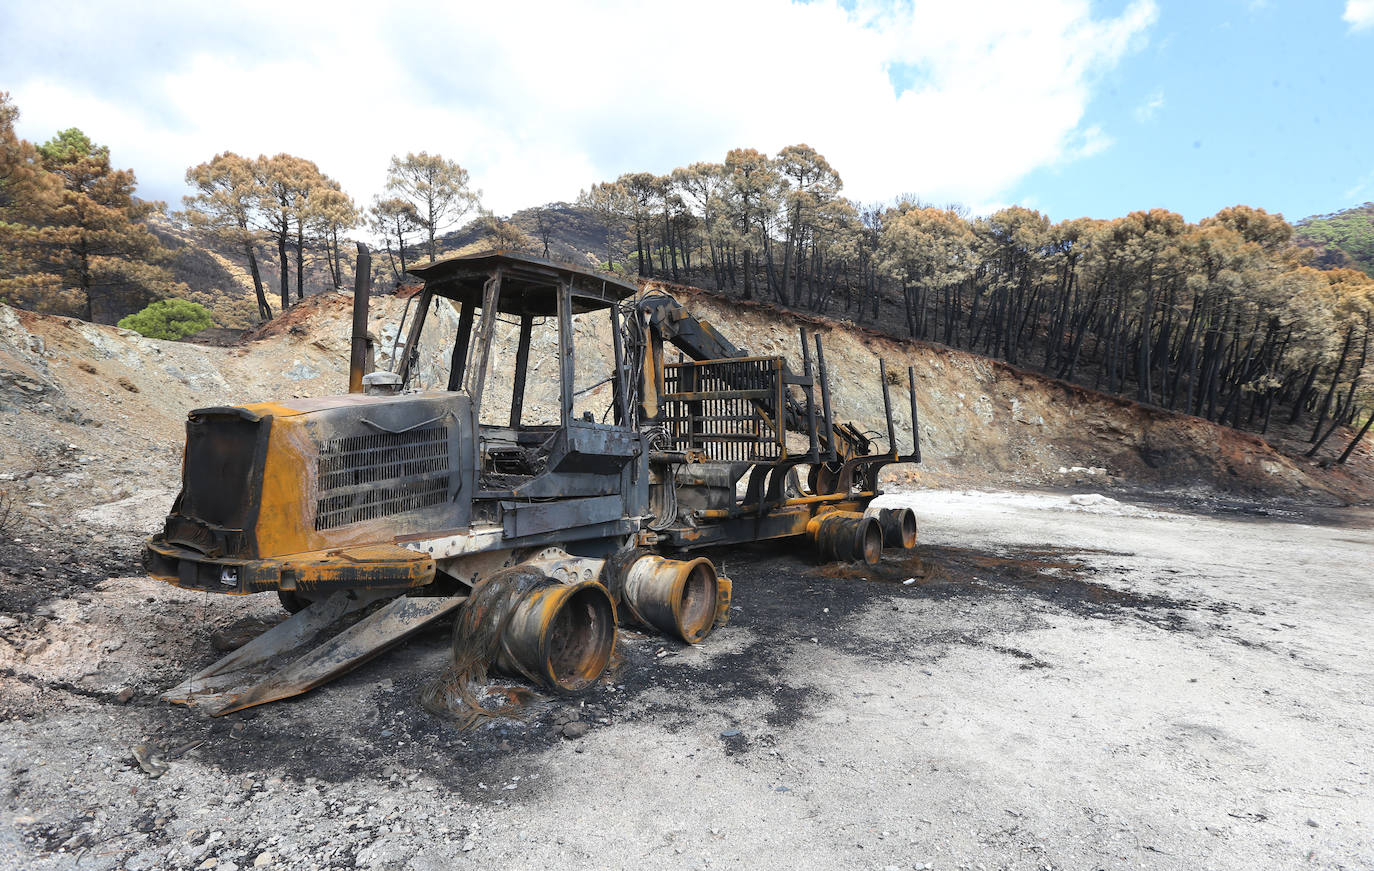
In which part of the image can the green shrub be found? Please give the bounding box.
[117,299,214,340]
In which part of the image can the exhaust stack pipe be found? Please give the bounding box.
[348,242,371,394]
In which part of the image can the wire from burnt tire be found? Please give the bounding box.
[420,567,613,728]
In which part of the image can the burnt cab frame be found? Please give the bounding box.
[400,252,649,526]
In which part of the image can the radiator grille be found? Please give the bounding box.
[314,426,451,530]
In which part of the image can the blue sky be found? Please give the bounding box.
[1,0,1370,227]
[1014,1,1374,222]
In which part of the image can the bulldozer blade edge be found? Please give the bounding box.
[209,595,468,717]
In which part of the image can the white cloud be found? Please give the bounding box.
[0,0,1157,225]
[1134,90,1165,122]
[1067,125,1114,161]
[1345,0,1374,30]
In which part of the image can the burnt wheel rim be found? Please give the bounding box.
[676,562,718,643]
[898,509,917,549]
[858,518,883,565]
[545,585,615,691]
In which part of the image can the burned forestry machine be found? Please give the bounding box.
[144,250,921,715]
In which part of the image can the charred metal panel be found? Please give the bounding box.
[500,495,624,539]
[144,539,434,595]
[171,409,270,557]
[404,517,639,561]
[546,422,638,475]
[672,463,743,514]
[509,473,622,499]
[271,394,472,548]
[315,478,450,531]
[183,413,262,530]
[159,393,475,559]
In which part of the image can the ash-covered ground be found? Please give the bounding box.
[3,291,1372,870]
[1,489,1370,871]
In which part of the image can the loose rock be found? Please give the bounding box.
[562,721,590,739]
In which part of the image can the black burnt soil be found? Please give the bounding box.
[166,536,1210,798]
[0,530,138,615]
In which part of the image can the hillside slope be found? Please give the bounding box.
[657,285,1372,503]
[149,216,355,329]
[3,278,1370,548]
[434,204,613,268]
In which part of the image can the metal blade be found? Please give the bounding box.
[210,595,467,716]
[161,591,358,704]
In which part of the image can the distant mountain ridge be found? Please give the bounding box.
[434,203,609,266]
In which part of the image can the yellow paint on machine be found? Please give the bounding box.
[252,404,420,558]
[149,541,434,595]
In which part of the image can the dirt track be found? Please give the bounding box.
[1,489,1370,871]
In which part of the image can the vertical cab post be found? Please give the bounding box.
[395,287,433,389]
[465,269,504,473]
[348,243,371,394]
[446,302,477,391]
[509,314,534,427]
[609,302,630,426]
[465,271,504,410]
[557,279,575,426]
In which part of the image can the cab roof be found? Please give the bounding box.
[406,250,639,315]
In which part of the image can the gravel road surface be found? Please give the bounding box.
[1,489,1370,870]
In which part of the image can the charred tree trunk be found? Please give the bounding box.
[277,228,290,312]
[243,237,272,321]
[1287,363,1320,424]
[294,222,306,302]
[1337,408,1374,464]
[1310,326,1355,442]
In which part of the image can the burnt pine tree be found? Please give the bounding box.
[385,152,480,264]
[183,152,274,321]
[36,128,181,323]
